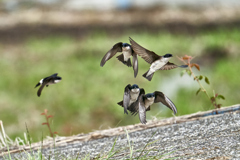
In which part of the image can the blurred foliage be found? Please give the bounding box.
[0,27,239,142]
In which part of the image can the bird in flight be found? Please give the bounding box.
[130,91,177,124]
[100,42,138,77]
[129,37,187,81]
[117,84,144,114]
[35,73,62,97]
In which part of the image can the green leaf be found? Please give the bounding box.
[198,75,203,80]
[196,88,201,95]
[186,69,191,76]
[217,95,225,100]
[180,69,186,77]
[205,76,210,84]
[210,97,215,102]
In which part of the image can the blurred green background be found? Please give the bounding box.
[0,1,240,142]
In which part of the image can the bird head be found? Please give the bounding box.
[146,93,155,98]
[131,84,139,89]
[163,53,173,58]
[122,43,131,48]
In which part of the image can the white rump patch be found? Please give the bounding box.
[39,79,43,84]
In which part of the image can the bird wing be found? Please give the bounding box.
[129,37,159,64]
[154,91,177,114]
[132,52,138,78]
[138,94,147,124]
[50,73,58,77]
[100,42,123,66]
[123,84,131,114]
[44,74,55,83]
[37,83,46,97]
[159,62,179,70]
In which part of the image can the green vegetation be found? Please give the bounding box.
[0,28,239,142]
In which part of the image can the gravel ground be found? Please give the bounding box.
[1,104,240,159]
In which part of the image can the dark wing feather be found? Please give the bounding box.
[154,91,177,114]
[123,84,131,114]
[132,52,138,78]
[100,42,123,66]
[129,101,139,116]
[159,62,179,70]
[138,94,147,124]
[44,75,55,83]
[50,73,58,77]
[129,37,159,64]
[37,84,46,97]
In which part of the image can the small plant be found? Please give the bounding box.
[178,55,225,109]
[41,109,57,138]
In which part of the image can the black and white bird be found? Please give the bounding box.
[100,42,138,77]
[129,37,187,81]
[117,84,144,114]
[133,91,177,124]
[35,73,62,97]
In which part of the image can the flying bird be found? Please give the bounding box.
[129,37,187,81]
[134,91,177,124]
[35,73,62,97]
[100,42,138,77]
[117,84,144,114]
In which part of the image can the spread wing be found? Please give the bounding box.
[159,62,188,70]
[123,84,131,114]
[129,37,159,64]
[132,52,138,78]
[154,91,177,114]
[159,62,179,70]
[138,94,147,124]
[100,42,122,66]
[37,83,46,97]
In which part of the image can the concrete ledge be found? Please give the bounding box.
[1,104,240,159]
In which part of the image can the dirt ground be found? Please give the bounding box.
[0,7,240,44]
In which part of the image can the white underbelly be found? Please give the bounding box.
[144,98,155,109]
[129,92,139,105]
[122,51,131,61]
[147,60,166,76]
[54,80,61,83]
[48,80,61,85]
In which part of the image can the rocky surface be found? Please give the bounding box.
[1,104,240,159]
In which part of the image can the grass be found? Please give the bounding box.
[0,27,239,143]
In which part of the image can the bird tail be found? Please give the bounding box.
[116,54,132,67]
[142,70,154,81]
[117,101,123,107]
[35,83,40,88]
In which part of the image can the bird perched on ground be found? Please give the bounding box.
[117,84,144,114]
[35,73,62,97]
[100,42,138,77]
[132,91,177,124]
[129,37,188,81]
